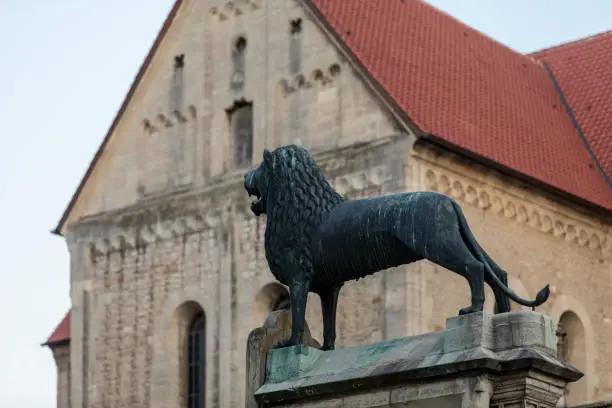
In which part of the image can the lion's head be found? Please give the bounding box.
[244,145,344,219]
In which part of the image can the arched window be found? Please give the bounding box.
[252,283,291,327]
[556,311,587,406]
[187,312,206,408]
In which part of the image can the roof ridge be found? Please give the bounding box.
[529,29,612,56]
[419,0,536,64]
[542,62,612,189]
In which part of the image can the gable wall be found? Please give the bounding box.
[64,0,400,228]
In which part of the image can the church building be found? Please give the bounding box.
[42,1,612,407]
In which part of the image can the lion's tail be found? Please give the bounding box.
[451,201,550,310]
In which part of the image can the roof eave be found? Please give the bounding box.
[528,29,612,57]
[420,133,612,218]
[41,339,70,349]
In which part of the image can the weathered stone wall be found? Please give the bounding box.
[51,344,71,408]
[65,135,612,407]
[65,0,400,226]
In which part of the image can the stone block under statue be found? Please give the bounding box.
[246,310,582,408]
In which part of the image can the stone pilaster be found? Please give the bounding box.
[490,370,568,408]
[51,344,71,408]
[65,229,89,408]
[245,310,320,408]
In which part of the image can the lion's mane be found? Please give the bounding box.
[264,145,344,273]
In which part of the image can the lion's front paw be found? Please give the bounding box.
[273,338,298,349]
[458,305,480,315]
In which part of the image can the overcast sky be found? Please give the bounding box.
[0,1,609,407]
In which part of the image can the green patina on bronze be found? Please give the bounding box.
[254,312,583,406]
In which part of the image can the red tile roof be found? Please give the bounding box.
[307,0,612,211]
[43,310,71,347]
[531,31,612,183]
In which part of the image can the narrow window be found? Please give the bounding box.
[171,54,185,109]
[231,36,247,90]
[227,100,253,169]
[289,19,302,75]
[290,18,302,36]
[174,53,185,69]
[187,312,206,408]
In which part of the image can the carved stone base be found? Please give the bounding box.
[265,345,325,384]
[490,370,568,408]
[244,310,320,408]
[246,311,583,408]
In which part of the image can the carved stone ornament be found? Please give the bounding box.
[422,166,608,253]
[72,179,245,261]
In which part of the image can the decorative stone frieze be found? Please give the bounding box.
[277,64,343,96]
[331,165,389,196]
[413,144,610,254]
[69,138,405,260]
[209,0,262,22]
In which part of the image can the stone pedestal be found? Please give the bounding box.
[244,310,320,408]
[246,311,583,408]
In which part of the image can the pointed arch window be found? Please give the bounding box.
[187,312,206,408]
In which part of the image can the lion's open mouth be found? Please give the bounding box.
[247,188,264,215]
[246,187,260,203]
[248,191,261,206]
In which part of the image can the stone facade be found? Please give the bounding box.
[51,0,612,407]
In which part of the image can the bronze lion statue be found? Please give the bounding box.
[244,145,550,350]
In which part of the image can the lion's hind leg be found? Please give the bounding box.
[426,243,486,316]
[457,260,486,315]
[485,269,511,313]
